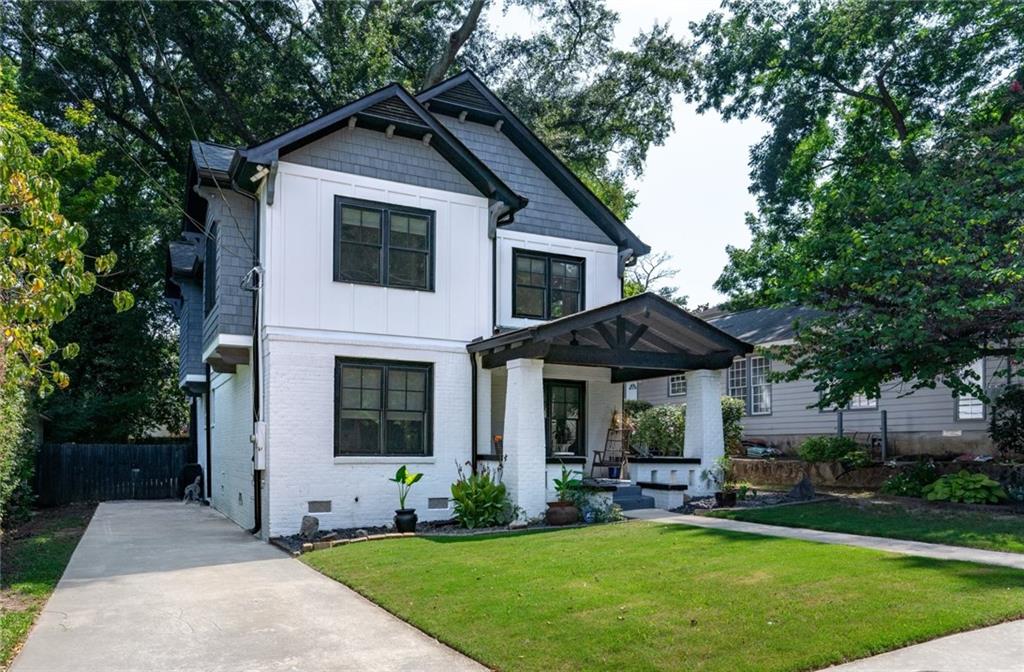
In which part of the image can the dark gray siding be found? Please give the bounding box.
[178,279,204,384]
[201,189,255,353]
[437,116,614,246]
[636,356,1013,453]
[285,127,479,196]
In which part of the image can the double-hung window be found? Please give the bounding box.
[848,393,878,410]
[512,249,584,320]
[335,358,432,456]
[728,355,772,416]
[334,197,434,291]
[956,359,986,421]
[667,374,687,397]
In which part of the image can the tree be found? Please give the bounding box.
[688,0,1024,407]
[0,60,128,394]
[1,0,689,439]
[624,251,688,307]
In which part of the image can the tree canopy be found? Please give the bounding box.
[2,0,689,439]
[688,0,1024,406]
[0,61,129,396]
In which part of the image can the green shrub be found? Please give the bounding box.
[990,384,1024,459]
[881,460,938,497]
[623,399,652,419]
[631,405,685,455]
[631,397,745,457]
[721,396,745,455]
[799,436,870,468]
[923,470,1008,504]
[0,384,35,526]
[450,462,516,528]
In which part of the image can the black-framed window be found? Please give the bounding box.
[333,197,434,291]
[204,222,217,315]
[513,249,584,320]
[334,358,432,456]
[545,380,585,456]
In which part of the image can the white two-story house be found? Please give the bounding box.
[165,71,751,538]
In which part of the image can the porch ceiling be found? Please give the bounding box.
[467,293,753,382]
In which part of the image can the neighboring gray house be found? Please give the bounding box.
[637,306,1014,456]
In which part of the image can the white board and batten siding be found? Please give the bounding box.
[259,162,492,534]
[495,229,621,330]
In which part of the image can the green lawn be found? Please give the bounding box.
[1,504,94,670]
[302,522,1024,672]
[710,500,1024,554]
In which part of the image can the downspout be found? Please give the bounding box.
[231,174,263,536]
[470,352,478,473]
[204,363,212,501]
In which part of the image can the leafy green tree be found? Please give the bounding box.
[688,0,1024,406]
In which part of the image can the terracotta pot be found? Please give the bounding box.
[545,501,580,525]
[394,508,418,533]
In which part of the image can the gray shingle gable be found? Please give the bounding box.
[437,116,614,245]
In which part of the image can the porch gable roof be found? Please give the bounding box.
[467,293,753,382]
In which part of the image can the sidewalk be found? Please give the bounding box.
[624,508,1024,570]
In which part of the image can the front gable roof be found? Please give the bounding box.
[233,84,527,213]
[418,71,650,256]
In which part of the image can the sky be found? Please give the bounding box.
[491,0,767,307]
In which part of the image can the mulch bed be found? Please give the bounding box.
[670,491,834,515]
[271,517,579,555]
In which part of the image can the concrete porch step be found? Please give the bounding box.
[612,495,656,511]
[611,485,643,498]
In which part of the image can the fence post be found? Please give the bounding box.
[836,411,844,438]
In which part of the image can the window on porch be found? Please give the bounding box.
[544,380,585,457]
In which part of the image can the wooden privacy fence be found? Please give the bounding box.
[35,442,189,507]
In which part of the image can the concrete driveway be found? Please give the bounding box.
[12,501,485,672]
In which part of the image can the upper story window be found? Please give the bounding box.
[333,197,434,291]
[956,359,985,421]
[728,355,772,416]
[334,357,432,457]
[512,249,584,320]
[668,374,687,397]
[204,223,217,315]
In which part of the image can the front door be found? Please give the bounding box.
[544,380,585,457]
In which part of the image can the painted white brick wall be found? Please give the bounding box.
[263,334,471,536]
[685,369,726,495]
[503,359,547,518]
[210,366,255,529]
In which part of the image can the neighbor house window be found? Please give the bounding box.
[668,374,687,397]
[956,359,985,421]
[545,380,585,456]
[849,393,878,410]
[334,197,434,290]
[204,222,217,315]
[512,249,584,320]
[728,355,772,416]
[335,358,432,456]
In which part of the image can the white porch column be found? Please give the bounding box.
[475,360,493,454]
[684,369,725,492]
[502,358,547,518]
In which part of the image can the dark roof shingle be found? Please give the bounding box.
[706,306,824,345]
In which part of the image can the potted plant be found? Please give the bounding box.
[546,465,582,525]
[389,465,424,533]
[700,455,738,507]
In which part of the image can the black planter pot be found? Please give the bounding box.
[714,491,738,508]
[394,508,418,533]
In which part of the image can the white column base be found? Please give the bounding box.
[502,358,547,518]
